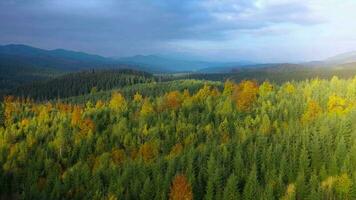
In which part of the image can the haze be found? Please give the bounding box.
[1,0,356,62]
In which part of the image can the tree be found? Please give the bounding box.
[164,91,181,110]
[223,173,240,200]
[281,183,296,200]
[327,94,347,114]
[259,81,273,97]
[169,174,193,200]
[109,91,127,112]
[284,82,295,94]
[0,103,4,127]
[111,148,126,165]
[140,99,154,118]
[223,80,235,96]
[301,100,322,123]
[140,177,153,200]
[233,80,259,111]
[139,142,158,163]
[71,106,82,127]
[133,92,143,102]
[243,165,259,200]
[335,173,351,199]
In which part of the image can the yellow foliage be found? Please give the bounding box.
[284,82,295,94]
[327,94,347,114]
[183,89,190,98]
[321,174,352,196]
[259,81,273,96]
[233,80,259,111]
[56,102,72,114]
[210,87,220,97]
[164,91,182,110]
[167,143,183,159]
[169,174,193,200]
[133,92,143,102]
[321,176,335,192]
[109,92,127,112]
[140,99,154,117]
[4,96,17,126]
[38,104,52,124]
[281,183,296,200]
[223,79,235,96]
[20,118,30,127]
[71,106,82,127]
[111,148,125,165]
[335,173,351,195]
[139,142,158,163]
[301,100,322,123]
[95,100,104,109]
[80,118,95,135]
[194,84,211,101]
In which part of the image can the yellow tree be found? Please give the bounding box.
[3,96,17,127]
[109,91,127,112]
[301,100,322,123]
[169,174,193,200]
[133,92,143,102]
[138,142,158,163]
[164,91,182,110]
[223,80,235,96]
[233,80,259,111]
[71,106,82,127]
[259,81,273,97]
[111,148,126,165]
[327,94,347,114]
[281,183,296,200]
[284,82,296,94]
[140,99,154,118]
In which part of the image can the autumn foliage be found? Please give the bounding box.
[169,174,193,200]
[233,80,259,111]
[1,77,356,199]
[109,91,127,112]
[164,91,182,110]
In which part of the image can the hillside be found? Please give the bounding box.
[1,77,355,199]
[61,79,222,104]
[325,51,356,64]
[9,69,154,101]
[181,63,356,83]
[117,55,253,72]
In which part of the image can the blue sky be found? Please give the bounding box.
[1,0,356,62]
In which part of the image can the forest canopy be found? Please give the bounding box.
[0,76,355,199]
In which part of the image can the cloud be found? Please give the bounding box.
[0,0,353,61]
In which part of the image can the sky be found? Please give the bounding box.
[1,0,356,62]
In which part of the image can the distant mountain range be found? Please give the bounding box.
[0,44,253,73]
[1,44,356,74]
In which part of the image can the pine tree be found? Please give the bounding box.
[223,173,240,200]
[243,165,258,200]
[140,177,153,200]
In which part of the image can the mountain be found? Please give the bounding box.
[324,51,356,64]
[0,44,114,71]
[0,44,132,96]
[116,54,254,72]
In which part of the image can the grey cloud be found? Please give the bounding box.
[0,0,323,56]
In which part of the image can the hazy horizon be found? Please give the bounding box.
[1,0,356,63]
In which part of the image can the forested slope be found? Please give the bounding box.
[61,80,222,104]
[177,64,356,83]
[0,76,355,199]
[10,69,155,101]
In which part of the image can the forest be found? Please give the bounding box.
[0,76,355,199]
[9,69,155,101]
